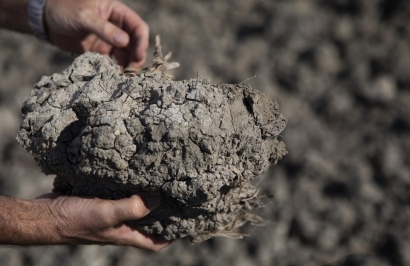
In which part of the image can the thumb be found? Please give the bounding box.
[110,194,161,223]
[35,193,61,200]
[82,12,130,47]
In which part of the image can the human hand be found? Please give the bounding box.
[44,0,149,69]
[35,193,170,251]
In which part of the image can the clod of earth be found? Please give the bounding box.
[17,37,287,243]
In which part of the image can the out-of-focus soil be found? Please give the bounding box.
[1,0,409,265]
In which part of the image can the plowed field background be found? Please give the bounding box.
[1,0,410,265]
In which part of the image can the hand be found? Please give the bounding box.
[36,193,170,251]
[44,0,149,69]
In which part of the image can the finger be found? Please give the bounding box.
[133,231,173,252]
[105,224,172,251]
[128,22,149,68]
[80,10,130,48]
[112,47,130,70]
[106,194,161,224]
[111,2,149,67]
[90,38,113,56]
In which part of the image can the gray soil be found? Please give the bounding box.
[17,42,287,242]
[1,0,410,265]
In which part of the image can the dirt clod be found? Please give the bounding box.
[17,39,286,242]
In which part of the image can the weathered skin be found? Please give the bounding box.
[17,44,287,243]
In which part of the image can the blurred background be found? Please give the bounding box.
[1,0,410,265]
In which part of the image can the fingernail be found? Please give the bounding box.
[142,195,161,210]
[114,32,128,46]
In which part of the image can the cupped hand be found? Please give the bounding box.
[44,0,149,69]
[35,193,170,251]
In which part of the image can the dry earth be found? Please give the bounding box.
[17,50,286,243]
[1,0,410,265]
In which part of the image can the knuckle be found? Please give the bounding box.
[100,22,114,37]
[129,197,148,219]
[78,9,93,22]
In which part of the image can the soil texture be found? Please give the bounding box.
[17,43,286,242]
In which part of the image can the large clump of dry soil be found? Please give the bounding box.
[17,38,287,243]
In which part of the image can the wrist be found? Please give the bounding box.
[27,0,50,42]
[40,198,80,244]
[31,198,67,244]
